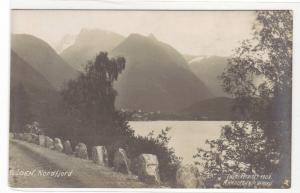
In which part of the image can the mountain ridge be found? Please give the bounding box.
[111,33,214,113]
[188,55,230,97]
[60,28,125,71]
[11,34,79,90]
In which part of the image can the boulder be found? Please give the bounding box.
[75,143,88,159]
[176,164,205,188]
[45,136,54,149]
[19,133,25,140]
[54,138,63,152]
[92,146,108,166]
[137,154,160,184]
[31,134,39,144]
[24,133,32,142]
[63,140,73,155]
[113,148,131,174]
[38,135,46,146]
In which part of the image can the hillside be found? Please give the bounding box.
[11,50,55,92]
[111,33,214,113]
[10,50,61,128]
[60,28,125,71]
[180,97,238,120]
[11,34,79,90]
[188,56,230,97]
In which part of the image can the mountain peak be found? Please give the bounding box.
[60,29,125,71]
[148,33,157,41]
[127,33,145,40]
[126,33,157,42]
[111,32,213,112]
[12,34,79,90]
[76,28,123,43]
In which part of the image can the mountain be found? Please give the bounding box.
[11,34,79,90]
[55,34,76,53]
[10,50,61,128]
[188,56,230,97]
[180,97,238,120]
[11,50,55,92]
[183,54,198,62]
[60,28,125,71]
[110,33,214,113]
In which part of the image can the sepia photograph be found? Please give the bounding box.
[9,9,292,189]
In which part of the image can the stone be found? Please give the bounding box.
[113,148,131,174]
[54,138,63,152]
[136,154,160,184]
[19,133,25,140]
[45,136,54,149]
[176,164,205,188]
[63,140,73,155]
[38,135,46,146]
[281,179,291,188]
[92,146,108,166]
[75,143,88,159]
[31,134,39,144]
[24,133,32,142]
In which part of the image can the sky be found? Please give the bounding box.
[11,10,256,56]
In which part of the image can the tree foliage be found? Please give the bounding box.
[194,11,292,188]
[61,52,126,138]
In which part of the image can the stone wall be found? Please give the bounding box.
[10,132,205,188]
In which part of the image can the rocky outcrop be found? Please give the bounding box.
[45,136,54,149]
[136,154,160,184]
[176,164,205,188]
[113,148,131,174]
[54,138,63,152]
[75,143,88,159]
[63,140,73,155]
[92,146,108,166]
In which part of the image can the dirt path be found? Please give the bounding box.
[9,139,155,188]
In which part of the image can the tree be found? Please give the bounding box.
[60,52,181,186]
[194,11,292,188]
[10,83,33,132]
[61,52,128,141]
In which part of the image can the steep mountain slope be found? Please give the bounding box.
[11,34,79,90]
[110,33,214,113]
[60,29,125,71]
[10,50,60,128]
[11,50,55,92]
[188,56,230,97]
[180,97,238,120]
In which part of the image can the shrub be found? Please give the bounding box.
[125,127,182,186]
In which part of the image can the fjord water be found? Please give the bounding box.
[129,121,230,164]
